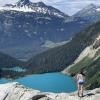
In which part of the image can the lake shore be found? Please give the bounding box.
[0,82,100,100]
[0,72,77,93]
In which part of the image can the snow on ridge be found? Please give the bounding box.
[96,8,100,12]
[41,40,70,48]
[0,6,35,12]
[0,6,64,18]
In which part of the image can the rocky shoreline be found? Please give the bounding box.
[0,82,100,100]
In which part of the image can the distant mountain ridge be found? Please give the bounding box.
[0,0,92,60]
[0,52,22,68]
[24,21,100,89]
[72,4,100,23]
[2,0,67,18]
[63,35,100,89]
[25,21,100,74]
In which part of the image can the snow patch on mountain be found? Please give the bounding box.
[0,0,67,18]
[96,8,100,12]
[41,40,69,48]
[0,6,34,12]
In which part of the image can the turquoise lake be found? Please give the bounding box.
[0,73,77,93]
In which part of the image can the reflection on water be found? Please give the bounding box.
[2,67,26,72]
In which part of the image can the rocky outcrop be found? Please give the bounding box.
[62,35,100,75]
[0,82,100,100]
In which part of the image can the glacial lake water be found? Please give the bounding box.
[0,73,77,93]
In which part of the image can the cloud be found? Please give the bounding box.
[0,0,100,15]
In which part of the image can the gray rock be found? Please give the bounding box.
[0,82,100,100]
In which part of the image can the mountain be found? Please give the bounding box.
[0,51,24,79]
[25,21,100,75]
[63,35,100,90]
[72,4,100,23]
[0,52,22,68]
[3,0,67,18]
[0,0,92,60]
[25,21,100,89]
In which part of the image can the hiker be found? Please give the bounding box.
[76,70,85,97]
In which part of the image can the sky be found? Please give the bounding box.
[0,0,100,15]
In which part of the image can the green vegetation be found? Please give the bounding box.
[23,21,100,90]
[85,57,100,89]
[94,49,100,57]
[0,21,100,90]
[69,56,93,74]
[25,21,100,74]
[68,49,100,89]
[0,52,24,79]
[0,52,23,68]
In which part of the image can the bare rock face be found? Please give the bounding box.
[0,82,100,100]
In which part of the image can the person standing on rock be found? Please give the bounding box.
[76,70,85,97]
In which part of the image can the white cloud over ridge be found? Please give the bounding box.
[0,0,100,15]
